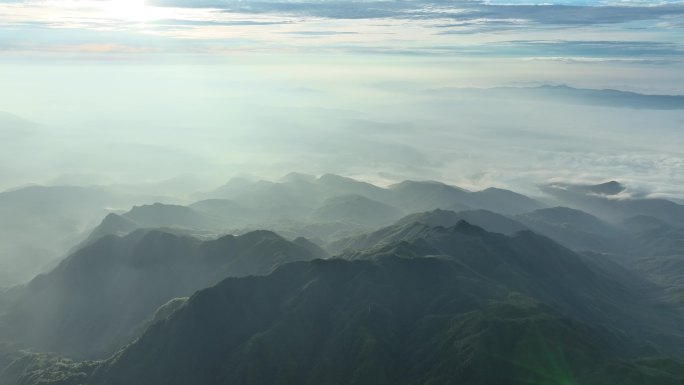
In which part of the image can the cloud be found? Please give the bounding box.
[52,43,162,53]
[423,84,684,110]
[470,3,684,25]
[142,0,684,27]
[152,0,413,19]
[523,57,678,65]
[149,18,289,27]
[2,0,683,61]
[280,31,359,36]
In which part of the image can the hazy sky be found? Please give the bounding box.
[1,0,683,197]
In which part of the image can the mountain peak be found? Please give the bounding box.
[449,220,489,236]
[560,180,625,196]
[280,172,317,183]
[218,229,282,243]
[318,173,380,189]
[390,179,445,188]
[589,181,625,195]
[318,173,352,182]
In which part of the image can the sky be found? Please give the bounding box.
[1,0,683,197]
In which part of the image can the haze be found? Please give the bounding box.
[4,2,684,384]
[2,0,684,198]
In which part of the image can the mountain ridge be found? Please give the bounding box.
[0,228,323,359]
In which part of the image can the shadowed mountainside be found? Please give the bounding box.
[9,222,684,385]
[0,185,171,286]
[0,229,323,359]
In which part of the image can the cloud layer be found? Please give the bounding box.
[0,0,683,199]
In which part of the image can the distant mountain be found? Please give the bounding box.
[317,173,389,201]
[42,174,213,201]
[292,237,329,259]
[541,182,684,226]
[0,111,37,141]
[330,208,613,255]
[199,173,546,218]
[125,202,216,229]
[0,185,165,286]
[311,195,404,227]
[83,203,224,246]
[199,176,255,199]
[91,178,684,259]
[0,229,321,359]
[198,178,322,215]
[568,181,626,196]
[329,204,684,260]
[517,206,620,235]
[190,198,252,217]
[86,200,372,250]
[622,215,673,234]
[13,224,684,385]
[327,220,432,255]
[191,175,396,227]
[88,172,543,246]
[469,187,547,214]
[87,213,141,240]
[635,254,684,311]
[396,208,527,234]
[258,221,373,247]
[520,85,684,110]
[280,172,317,184]
[327,209,519,255]
[387,180,474,212]
[430,85,684,110]
[3,173,684,385]
[620,215,684,257]
[514,206,635,254]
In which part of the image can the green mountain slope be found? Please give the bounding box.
[15,254,683,385]
[5,222,684,385]
[514,207,636,255]
[311,195,404,227]
[0,230,321,359]
[0,185,164,286]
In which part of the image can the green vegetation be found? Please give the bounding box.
[3,178,684,385]
[0,229,322,359]
[7,253,681,385]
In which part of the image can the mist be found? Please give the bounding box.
[2,55,684,197]
[2,1,684,384]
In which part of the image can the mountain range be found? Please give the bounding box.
[428,85,684,110]
[0,185,174,286]
[2,174,684,385]
[4,222,684,384]
[0,229,324,359]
